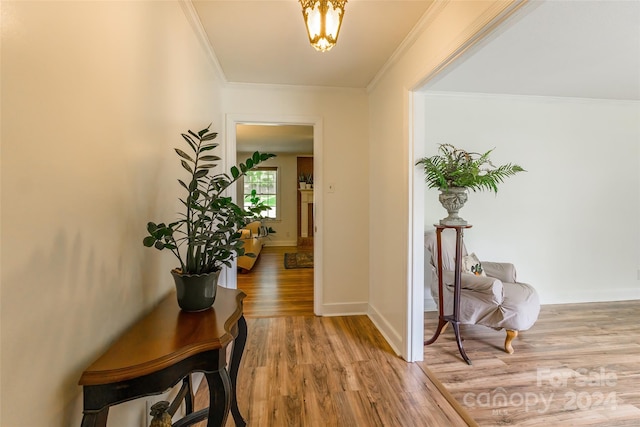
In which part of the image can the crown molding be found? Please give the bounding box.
[179,0,227,83]
[412,0,529,91]
[422,90,640,106]
[367,0,530,93]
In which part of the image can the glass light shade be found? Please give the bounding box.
[300,0,347,52]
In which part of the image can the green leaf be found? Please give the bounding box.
[196,163,216,170]
[252,152,260,163]
[246,158,254,169]
[181,134,197,153]
[181,160,193,173]
[201,132,218,141]
[154,241,165,250]
[175,148,194,162]
[143,236,156,247]
[199,143,219,152]
[194,170,208,179]
[231,166,240,179]
[199,155,221,162]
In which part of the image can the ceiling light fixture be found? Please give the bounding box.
[299,0,347,52]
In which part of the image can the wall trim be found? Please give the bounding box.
[226,81,366,94]
[179,0,227,82]
[412,0,529,91]
[423,90,640,105]
[539,290,640,306]
[367,304,403,356]
[321,302,369,317]
[367,0,449,92]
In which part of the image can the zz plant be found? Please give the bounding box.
[143,124,275,275]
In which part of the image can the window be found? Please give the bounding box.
[243,167,278,219]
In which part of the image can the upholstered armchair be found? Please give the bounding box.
[424,229,540,354]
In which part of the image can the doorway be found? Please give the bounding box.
[225,114,324,315]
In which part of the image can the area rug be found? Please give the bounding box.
[284,252,314,269]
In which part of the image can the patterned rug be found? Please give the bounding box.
[284,252,314,269]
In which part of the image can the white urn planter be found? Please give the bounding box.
[438,187,468,226]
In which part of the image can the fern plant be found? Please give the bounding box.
[416,144,525,193]
[143,124,275,275]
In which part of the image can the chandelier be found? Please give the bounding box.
[299,0,347,52]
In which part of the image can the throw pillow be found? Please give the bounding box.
[462,253,486,277]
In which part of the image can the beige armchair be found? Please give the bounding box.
[425,229,540,354]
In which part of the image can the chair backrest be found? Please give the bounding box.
[424,229,469,272]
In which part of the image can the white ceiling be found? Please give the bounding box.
[193,0,640,153]
[192,0,434,88]
[424,0,640,100]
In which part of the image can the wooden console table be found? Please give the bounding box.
[424,224,473,365]
[79,287,247,426]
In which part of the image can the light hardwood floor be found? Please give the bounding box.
[420,301,640,426]
[237,246,314,317]
[195,246,470,426]
[193,247,640,426]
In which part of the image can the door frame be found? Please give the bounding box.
[224,113,325,315]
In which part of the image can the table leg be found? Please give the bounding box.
[80,408,108,427]
[229,316,247,426]
[205,367,231,427]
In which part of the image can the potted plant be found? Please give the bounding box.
[143,124,275,311]
[298,174,306,189]
[416,144,524,226]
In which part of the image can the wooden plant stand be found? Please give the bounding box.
[424,224,473,365]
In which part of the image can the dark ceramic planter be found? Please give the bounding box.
[171,269,220,312]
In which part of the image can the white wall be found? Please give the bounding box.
[367,0,524,360]
[223,84,370,313]
[420,92,640,304]
[236,152,299,246]
[1,1,223,425]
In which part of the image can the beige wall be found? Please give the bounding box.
[367,1,524,359]
[1,1,223,425]
[224,84,370,311]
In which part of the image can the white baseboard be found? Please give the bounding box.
[539,288,640,305]
[424,296,437,312]
[423,289,639,311]
[367,303,402,356]
[321,301,369,316]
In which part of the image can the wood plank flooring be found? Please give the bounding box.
[191,247,640,426]
[193,245,469,426]
[237,246,314,317]
[419,301,640,426]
